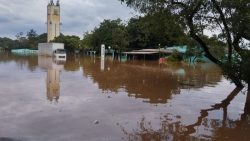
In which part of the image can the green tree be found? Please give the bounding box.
[81,32,94,50]
[206,35,226,60]
[54,34,81,52]
[120,0,250,87]
[126,17,148,49]
[112,27,129,52]
[15,32,27,48]
[36,33,47,44]
[26,29,38,49]
[1,31,47,50]
[0,37,17,49]
[15,32,24,42]
[27,29,38,39]
[91,19,126,52]
[127,11,189,49]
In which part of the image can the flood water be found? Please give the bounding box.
[0,53,249,141]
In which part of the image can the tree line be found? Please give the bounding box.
[119,0,250,87]
[1,9,225,58]
[80,10,226,58]
[0,29,47,49]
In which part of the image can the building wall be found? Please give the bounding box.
[38,43,64,56]
[47,5,60,42]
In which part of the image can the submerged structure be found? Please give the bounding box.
[11,49,38,55]
[38,0,65,58]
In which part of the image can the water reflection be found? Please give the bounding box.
[0,53,248,141]
[0,53,223,104]
[0,52,38,71]
[38,56,64,102]
[0,53,225,105]
[101,56,105,71]
[79,57,222,104]
[119,87,250,141]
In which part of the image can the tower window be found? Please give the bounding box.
[54,10,59,15]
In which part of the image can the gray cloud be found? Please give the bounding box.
[0,0,134,39]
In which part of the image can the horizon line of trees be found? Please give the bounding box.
[0,29,47,49]
[80,11,226,55]
[1,9,226,59]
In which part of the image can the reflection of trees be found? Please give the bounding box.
[81,57,222,104]
[183,87,243,136]
[166,63,223,89]
[120,87,250,141]
[120,117,184,141]
[81,58,180,104]
[212,86,250,141]
[64,55,80,71]
[0,53,38,71]
[0,54,223,105]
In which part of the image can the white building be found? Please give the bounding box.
[38,0,65,57]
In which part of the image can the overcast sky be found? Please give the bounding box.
[0,0,135,39]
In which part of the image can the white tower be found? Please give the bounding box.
[47,0,61,42]
[38,0,64,57]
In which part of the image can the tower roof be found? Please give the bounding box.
[48,0,60,7]
[48,0,54,6]
[56,0,60,6]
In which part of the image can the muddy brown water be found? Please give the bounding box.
[0,53,249,141]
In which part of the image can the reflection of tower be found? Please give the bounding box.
[38,56,64,102]
[47,0,61,42]
[47,68,60,102]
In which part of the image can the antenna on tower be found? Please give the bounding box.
[50,0,54,5]
[56,0,60,6]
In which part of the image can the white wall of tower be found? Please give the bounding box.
[47,0,60,42]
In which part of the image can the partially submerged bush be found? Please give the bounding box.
[167,50,183,62]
